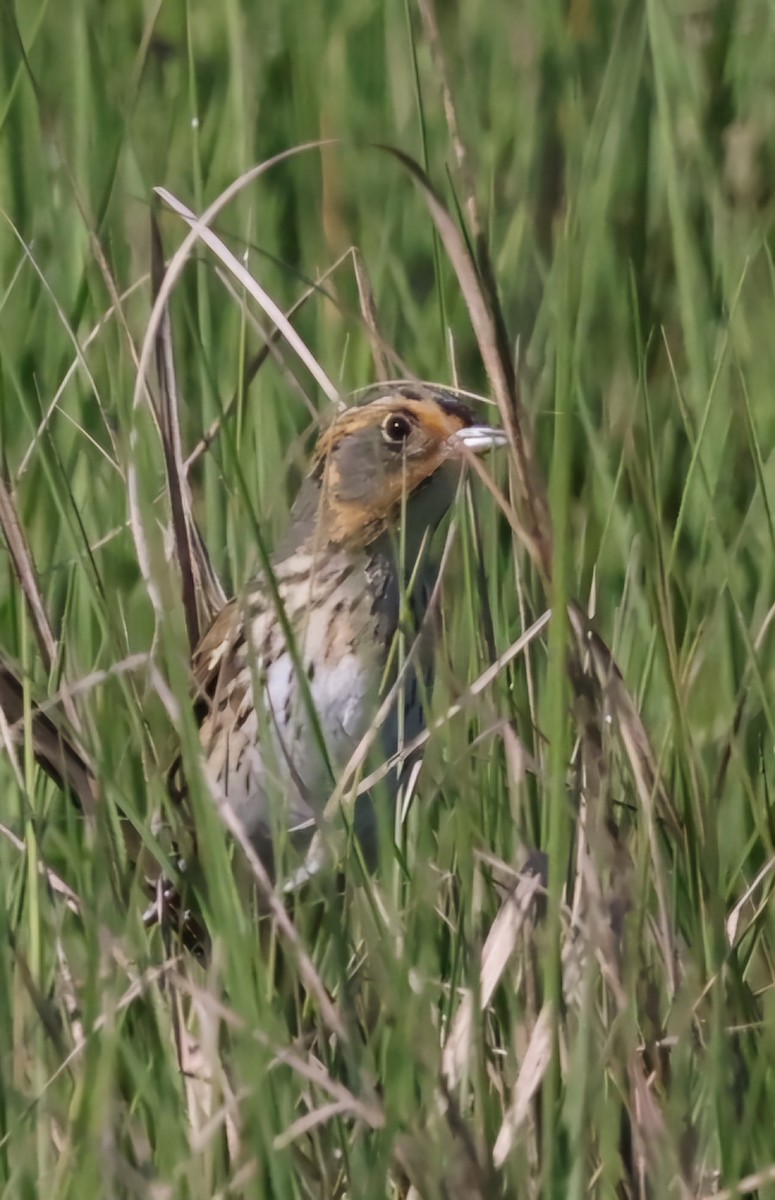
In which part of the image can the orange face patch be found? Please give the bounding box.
[306,388,490,549]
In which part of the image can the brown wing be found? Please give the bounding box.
[190,598,246,717]
[167,598,247,800]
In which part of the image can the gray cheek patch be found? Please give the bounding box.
[332,430,394,503]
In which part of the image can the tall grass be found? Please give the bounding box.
[2,1,775,1196]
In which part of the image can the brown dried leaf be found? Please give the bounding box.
[492,1002,554,1169]
[443,861,545,1090]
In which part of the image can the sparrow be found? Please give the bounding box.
[183,383,507,875]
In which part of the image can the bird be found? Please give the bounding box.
[0,383,507,911]
[179,382,508,880]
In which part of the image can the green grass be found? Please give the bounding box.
[3,0,775,1196]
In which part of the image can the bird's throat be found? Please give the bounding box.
[277,459,461,561]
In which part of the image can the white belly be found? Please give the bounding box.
[202,566,385,855]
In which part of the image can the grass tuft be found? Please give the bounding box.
[2,2,775,1196]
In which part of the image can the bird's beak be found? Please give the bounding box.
[448,424,510,454]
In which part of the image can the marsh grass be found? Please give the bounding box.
[2,1,775,1196]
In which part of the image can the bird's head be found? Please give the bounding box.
[286,384,508,553]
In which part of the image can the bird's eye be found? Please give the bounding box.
[381,413,414,444]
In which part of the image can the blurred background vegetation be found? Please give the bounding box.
[2,0,775,1196]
